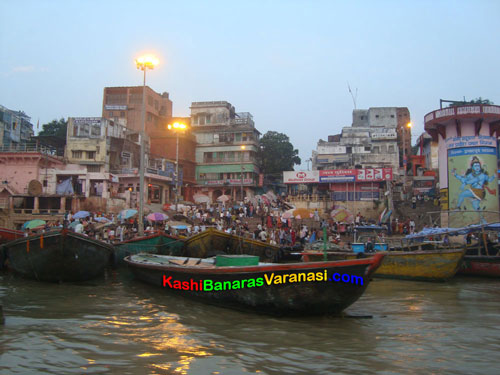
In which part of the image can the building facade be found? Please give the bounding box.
[191,101,260,202]
[312,107,404,173]
[0,105,34,148]
[102,86,173,135]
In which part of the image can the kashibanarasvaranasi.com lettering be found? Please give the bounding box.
[163,270,364,291]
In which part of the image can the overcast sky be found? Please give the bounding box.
[1,0,499,169]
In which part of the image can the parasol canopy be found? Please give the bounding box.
[23,219,46,230]
[216,194,231,203]
[330,207,354,223]
[94,217,110,223]
[193,193,210,204]
[292,208,311,218]
[118,209,138,220]
[73,211,90,219]
[282,210,294,219]
[147,212,169,221]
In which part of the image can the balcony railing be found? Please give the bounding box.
[0,143,61,156]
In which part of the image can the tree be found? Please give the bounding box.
[38,118,68,138]
[258,131,301,180]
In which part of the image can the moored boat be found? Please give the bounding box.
[459,255,500,277]
[183,228,281,262]
[125,252,385,316]
[0,227,24,244]
[301,248,465,281]
[1,229,114,282]
[114,232,185,265]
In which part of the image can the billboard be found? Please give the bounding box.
[447,136,498,226]
[319,168,392,183]
[283,171,319,184]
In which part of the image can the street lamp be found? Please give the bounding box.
[135,54,158,236]
[402,121,412,195]
[240,144,246,203]
[168,122,187,212]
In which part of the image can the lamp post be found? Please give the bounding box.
[240,144,246,203]
[135,54,158,236]
[402,121,412,196]
[168,122,187,212]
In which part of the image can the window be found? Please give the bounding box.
[87,151,96,159]
[109,111,113,117]
[154,100,158,110]
[346,147,352,154]
[147,113,152,122]
[43,180,47,187]
[206,115,211,124]
[388,145,395,153]
[360,116,365,120]
[391,115,395,118]
[364,146,371,152]
[120,111,125,117]
[72,150,82,158]
[87,165,100,172]
[373,146,380,153]
[375,115,379,118]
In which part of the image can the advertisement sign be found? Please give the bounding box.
[319,168,392,183]
[204,179,254,186]
[447,136,498,226]
[283,171,319,184]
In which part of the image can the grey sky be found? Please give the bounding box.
[1,0,499,169]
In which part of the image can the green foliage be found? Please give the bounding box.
[38,118,68,138]
[448,97,494,107]
[258,131,301,178]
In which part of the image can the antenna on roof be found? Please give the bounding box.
[347,82,358,109]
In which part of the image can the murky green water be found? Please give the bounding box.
[0,271,498,375]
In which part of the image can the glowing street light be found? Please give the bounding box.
[168,122,188,212]
[135,54,158,236]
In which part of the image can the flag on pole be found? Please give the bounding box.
[37,119,39,130]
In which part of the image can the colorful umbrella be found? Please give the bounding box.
[94,217,110,223]
[23,219,46,230]
[282,210,294,219]
[147,212,169,221]
[73,210,90,219]
[292,208,311,218]
[193,193,210,204]
[216,194,231,202]
[118,209,138,220]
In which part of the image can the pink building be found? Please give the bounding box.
[425,104,500,226]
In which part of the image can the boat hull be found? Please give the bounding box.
[125,253,385,316]
[184,228,281,262]
[2,230,114,282]
[302,249,465,281]
[0,227,24,244]
[114,233,184,265]
[458,256,500,277]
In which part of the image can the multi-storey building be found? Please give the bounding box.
[312,107,405,172]
[0,105,34,148]
[191,101,261,202]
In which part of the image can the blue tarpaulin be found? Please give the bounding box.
[405,222,500,239]
[56,178,74,195]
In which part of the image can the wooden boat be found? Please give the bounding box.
[1,229,114,282]
[113,232,185,265]
[301,248,465,281]
[0,227,24,244]
[125,252,385,316]
[458,244,500,277]
[183,228,281,262]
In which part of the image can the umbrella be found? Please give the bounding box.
[266,191,277,201]
[118,209,138,220]
[260,195,270,205]
[171,224,188,230]
[147,212,168,221]
[193,193,210,204]
[73,211,90,219]
[295,214,302,220]
[216,194,231,202]
[330,207,354,223]
[167,220,192,228]
[282,210,294,219]
[23,219,46,230]
[94,217,110,223]
[293,208,311,218]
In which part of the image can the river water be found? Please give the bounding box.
[0,271,498,375]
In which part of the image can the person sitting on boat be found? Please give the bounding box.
[365,238,374,253]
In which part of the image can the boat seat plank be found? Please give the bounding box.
[168,258,215,268]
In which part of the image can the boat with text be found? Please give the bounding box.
[125,252,385,316]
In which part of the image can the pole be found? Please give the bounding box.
[240,157,244,203]
[175,132,179,212]
[138,68,146,236]
[402,125,406,197]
